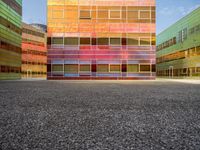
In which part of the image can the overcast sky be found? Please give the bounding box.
[23,0,200,34]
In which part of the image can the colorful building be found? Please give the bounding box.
[0,0,22,80]
[22,23,47,78]
[157,7,200,78]
[47,0,156,80]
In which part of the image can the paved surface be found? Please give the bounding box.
[0,80,200,150]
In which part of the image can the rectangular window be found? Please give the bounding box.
[97,64,109,72]
[64,37,79,45]
[127,64,139,72]
[80,38,91,45]
[140,11,150,19]
[127,38,139,45]
[110,38,121,45]
[98,11,109,19]
[80,10,91,19]
[97,38,109,45]
[140,38,151,46]
[64,64,78,73]
[52,37,63,45]
[152,65,156,72]
[110,65,121,72]
[140,65,151,72]
[196,67,200,73]
[80,64,90,72]
[182,28,187,41]
[52,64,63,72]
[127,11,138,19]
[110,10,121,19]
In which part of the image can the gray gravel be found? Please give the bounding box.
[0,80,200,150]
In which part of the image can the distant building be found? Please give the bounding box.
[0,0,22,80]
[22,23,47,78]
[47,0,156,80]
[156,7,200,78]
[30,24,47,32]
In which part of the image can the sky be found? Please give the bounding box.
[22,0,200,34]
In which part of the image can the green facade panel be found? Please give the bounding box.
[0,0,22,80]
[156,7,200,78]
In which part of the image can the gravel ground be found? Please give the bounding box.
[0,80,200,150]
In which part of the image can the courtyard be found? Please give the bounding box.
[0,80,200,149]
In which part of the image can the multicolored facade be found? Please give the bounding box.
[47,0,156,80]
[22,23,47,78]
[0,0,22,80]
[156,7,200,78]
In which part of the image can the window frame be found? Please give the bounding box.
[109,10,122,19]
[79,10,92,19]
[139,10,151,19]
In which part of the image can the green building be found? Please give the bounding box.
[156,7,200,78]
[0,0,22,80]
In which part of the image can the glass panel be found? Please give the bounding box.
[110,65,121,72]
[52,64,63,71]
[52,37,63,44]
[140,38,150,45]
[80,38,91,45]
[97,64,109,72]
[110,11,121,19]
[140,65,151,72]
[64,37,79,45]
[64,64,78,73]
[128,11,138,19]
[110,38,121,45]
[80,64,90,72]
[98,11,109,19]
[98,38,109,45]
[127,38,138,45]
[127,64,139,72]
[140,11,150,19]
[80,10,91,19]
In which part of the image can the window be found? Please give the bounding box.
[92,38,96,45]
[196,67,200,73]
[64,64,78,73]
[127,64,139,72]
[151,11,156,19]
[127,11,138,19]
[97,38,109,45]
[140,65,151,72]
[140,38,150,46]
[196,25,200,32]
[178,28,188,43]
[80,10,91,19]
[140,11,150,19]
[97,64,109,72]
[110,10,121,19]
[110,38,121,45]
[52,37,63,45]
[52,65,63,72]
[110,65,121,72]
[196,46,200,55]
[80,38,91,45]
[80,65,90,72]
[127,38,139,45]
[64,37,79,45]
[152,65,156,72]
[182,28,187,41]
[98,10,109,19]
